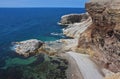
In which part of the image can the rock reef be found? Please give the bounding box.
[0,54,68,79]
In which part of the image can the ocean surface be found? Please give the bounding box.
[0,8,85,65]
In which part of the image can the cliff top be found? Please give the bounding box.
[89,0,120,3]
[89,0,120,9]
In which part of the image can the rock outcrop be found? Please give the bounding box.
[62,16,92,38]
[58,13,92,38]
[78,0,120,72]
[58,13,88,26]
[104,73,120,79]
[13,39,43,57]
[39,39,78,56]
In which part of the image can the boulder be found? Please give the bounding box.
[13,39,43,57]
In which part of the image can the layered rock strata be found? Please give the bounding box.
[63,16,92,38]
[59,13,89,26]
[78,0,120,72]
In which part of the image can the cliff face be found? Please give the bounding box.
[59,13,92,38]
[78,0,120,72]
[59,13,88,26]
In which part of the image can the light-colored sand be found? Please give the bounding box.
[67,51,104,79]
[61,53,83,79]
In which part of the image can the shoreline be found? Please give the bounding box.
[1,1,120,78]
[7,12,93,79]
[7,7,119,78]
[10,12,108,79]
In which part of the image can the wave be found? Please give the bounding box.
[50,32,63,36]
[50,32,66,38]
[10,44,19,51]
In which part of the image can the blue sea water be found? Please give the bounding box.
[0,8,85,60]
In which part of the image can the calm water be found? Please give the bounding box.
[0,8,85,59]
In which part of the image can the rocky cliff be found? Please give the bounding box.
[59,13,88,26]
[78,0,120,72]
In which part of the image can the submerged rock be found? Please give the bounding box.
[13,39,43,57]
[0,54,68,79]
[1,56,37,69]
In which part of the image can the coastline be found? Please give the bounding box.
[1,1,120,78]
[6,12,94,79]
[10,12,113,79]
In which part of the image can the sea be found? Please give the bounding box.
[0,8,85,59]
[0,8,85,78]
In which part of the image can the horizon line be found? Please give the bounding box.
[0,6,85,8]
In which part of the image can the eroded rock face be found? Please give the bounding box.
[86,1,120,27]
[63,16,92,38]
[78,0,120,72]
[13,39,43,57]
[59,13,88,26]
